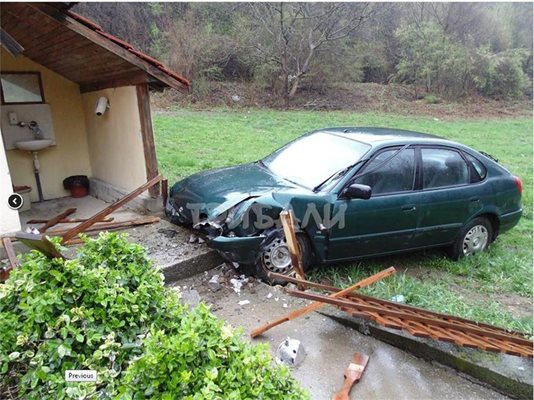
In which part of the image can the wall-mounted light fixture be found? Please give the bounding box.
[95,96,110,116]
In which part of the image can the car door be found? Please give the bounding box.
[413,146,484,247]
[327,147,420,260]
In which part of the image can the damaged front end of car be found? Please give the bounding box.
[177,195,287,266]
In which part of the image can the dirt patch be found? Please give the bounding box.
[152,82,533,119]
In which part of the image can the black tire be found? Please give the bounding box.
[447,217,493,261]
[254,233,313,285]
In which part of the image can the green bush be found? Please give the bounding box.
[117,305,307,399]
[0,233,307,399]
[471,47,528,99]
[424,95,440,104]
[395,22,470,98]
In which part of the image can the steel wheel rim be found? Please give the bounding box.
[262,237,293,274]
[462,225,489,256]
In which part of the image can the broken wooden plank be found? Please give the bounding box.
[279,209,305,283]
[286,290,533,351]
[2,237,19,269]
[61,217,160,245]
[250,267,396,338]
[9,217,160,246]
[48,216,160,237]
[275,272,529,339]
[39,207,77,232]
[27,217,114,224]
[15,232,66,260]
[332,352,369,400]
[61,175,162,244]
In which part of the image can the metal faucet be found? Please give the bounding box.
[19,120,43,139]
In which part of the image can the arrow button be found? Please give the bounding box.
[8,193,24,210]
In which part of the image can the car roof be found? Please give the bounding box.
[319,127,450,146]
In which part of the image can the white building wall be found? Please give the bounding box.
[0,131,21,234]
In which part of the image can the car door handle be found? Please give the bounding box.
[401,205,417,212]
[470,197,480,202]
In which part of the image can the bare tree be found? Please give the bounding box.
[247,2,377,107]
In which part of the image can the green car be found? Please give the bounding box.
[166,127,522,282]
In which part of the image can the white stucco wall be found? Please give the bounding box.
[0,131,21,234]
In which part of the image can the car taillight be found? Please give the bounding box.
[513,176,523,195]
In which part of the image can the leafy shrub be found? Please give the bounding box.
[117,305,307,399]
[424,95,440,104]
[471,47,528,99]
[395,22,470,98]
[0,233,307,399]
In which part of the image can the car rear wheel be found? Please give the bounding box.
[256,233,312,285]
[447,217,493,261]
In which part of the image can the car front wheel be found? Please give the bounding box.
[448,217,493,260]
[256,233,312,285]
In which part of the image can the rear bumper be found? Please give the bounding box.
[499,209,522,234]
[208,235,266,265]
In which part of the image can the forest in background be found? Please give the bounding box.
[74,2,533,108]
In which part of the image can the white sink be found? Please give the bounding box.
[15,139,53,151]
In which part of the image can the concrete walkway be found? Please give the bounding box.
[173,264,511,400]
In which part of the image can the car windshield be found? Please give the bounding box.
[263,131,371,189]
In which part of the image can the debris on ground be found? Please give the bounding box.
[157,228,179,238]
[238,300,251,306]
[7,176,163,253]
[250,268,396,338]
[281,273,533,357]
[391,294,406,303]
[25,227,40,234]
[275,337,306,367]
[230,275,249,295]
[208,274,221,292]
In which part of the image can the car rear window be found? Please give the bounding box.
[465,153,487,181]
[421,148,469,189]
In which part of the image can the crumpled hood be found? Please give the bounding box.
[170,162,298,220]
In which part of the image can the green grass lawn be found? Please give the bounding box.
[154,108,533,334]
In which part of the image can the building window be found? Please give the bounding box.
[0,72,44,104]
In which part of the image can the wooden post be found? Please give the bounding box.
[280,209,305,283]
[136,83,160,198]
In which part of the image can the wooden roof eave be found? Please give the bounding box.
[29,2,188,92]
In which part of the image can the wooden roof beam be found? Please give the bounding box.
[80,70,149,93]
[28,3,187,92]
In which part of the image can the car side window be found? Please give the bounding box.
[352,148,415,195]
[422,148,469,189]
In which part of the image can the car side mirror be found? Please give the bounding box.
[340,183,372,200]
